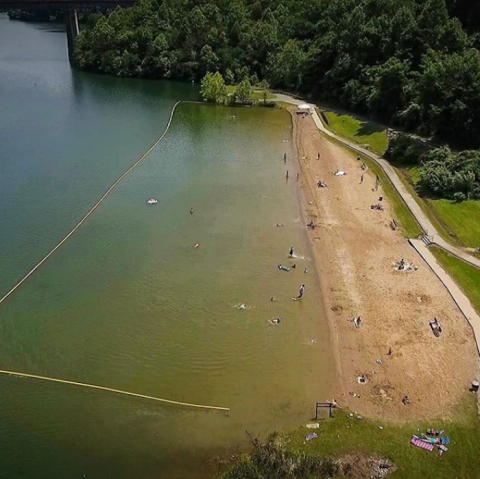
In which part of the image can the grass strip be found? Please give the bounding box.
[323,111,388,156]
[430,247,480,314]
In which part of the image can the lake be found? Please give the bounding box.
[0,14,335,478]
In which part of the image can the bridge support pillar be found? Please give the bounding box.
[65,9,79,63]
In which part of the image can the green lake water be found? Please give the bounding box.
[0,14,335,478]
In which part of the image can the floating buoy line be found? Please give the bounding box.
[0,101,229,412]
[0,100,202,306]
[0,369,229,412]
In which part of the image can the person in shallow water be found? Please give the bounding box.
[297,284,305,299]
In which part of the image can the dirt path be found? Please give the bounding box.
[292,111,477,421]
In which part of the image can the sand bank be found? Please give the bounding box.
[291,109,477,421]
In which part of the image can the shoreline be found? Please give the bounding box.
[290,107,477,422]
[288,109,345,402]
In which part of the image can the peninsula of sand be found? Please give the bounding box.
[291,108,478,422]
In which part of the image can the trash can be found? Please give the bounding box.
[472,380,479,393]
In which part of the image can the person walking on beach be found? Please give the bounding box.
[296,173,299,181]
[360,174,364,184]
[286,170,289,179]
[317,152,320,160]
[375,175,380,191]
[289,246,294,257]
[284,153,287,162]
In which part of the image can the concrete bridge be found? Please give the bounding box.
[0,0,136,60]
[0,0,134,9]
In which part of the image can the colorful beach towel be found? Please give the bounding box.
[411,437,434,452]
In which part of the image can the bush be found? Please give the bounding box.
[420,147,480,200]
[220,434,337,479]
[385,133,429,166]
[385,135,480,201]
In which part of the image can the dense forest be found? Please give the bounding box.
[74,0,480,199]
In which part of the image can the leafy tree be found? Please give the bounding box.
[199,45,219,75]
[367,58,413,121]
[73,0,480,155]
[225,68,235,85]
[236,78,252,103]
[259,79,270,105]
[416,49,480,147]
[268,39,306,90]
[200,71,226,103]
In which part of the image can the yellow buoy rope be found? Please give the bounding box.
[0,101,201,306]
[0,368,230,412]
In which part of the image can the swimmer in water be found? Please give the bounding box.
[190,208,194,214]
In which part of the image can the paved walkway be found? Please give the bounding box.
[410,239,480,355]
[273,93,480,270]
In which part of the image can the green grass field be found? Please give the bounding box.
[221,397,480,479]
[286,398,480,479]
[427,200,480,249]
[225,85,274,101]
[323,111,389,155]
[251,89,275,100]
[403,167,480,249]
[430,247,480,314]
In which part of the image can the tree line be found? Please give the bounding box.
[386,134,480,202]
[73,0,480,200]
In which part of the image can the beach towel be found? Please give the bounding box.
[278,264,290,271]
[411,437,434,452]
[305,433,318,442]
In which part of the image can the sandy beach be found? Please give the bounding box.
[292,109,478,422]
